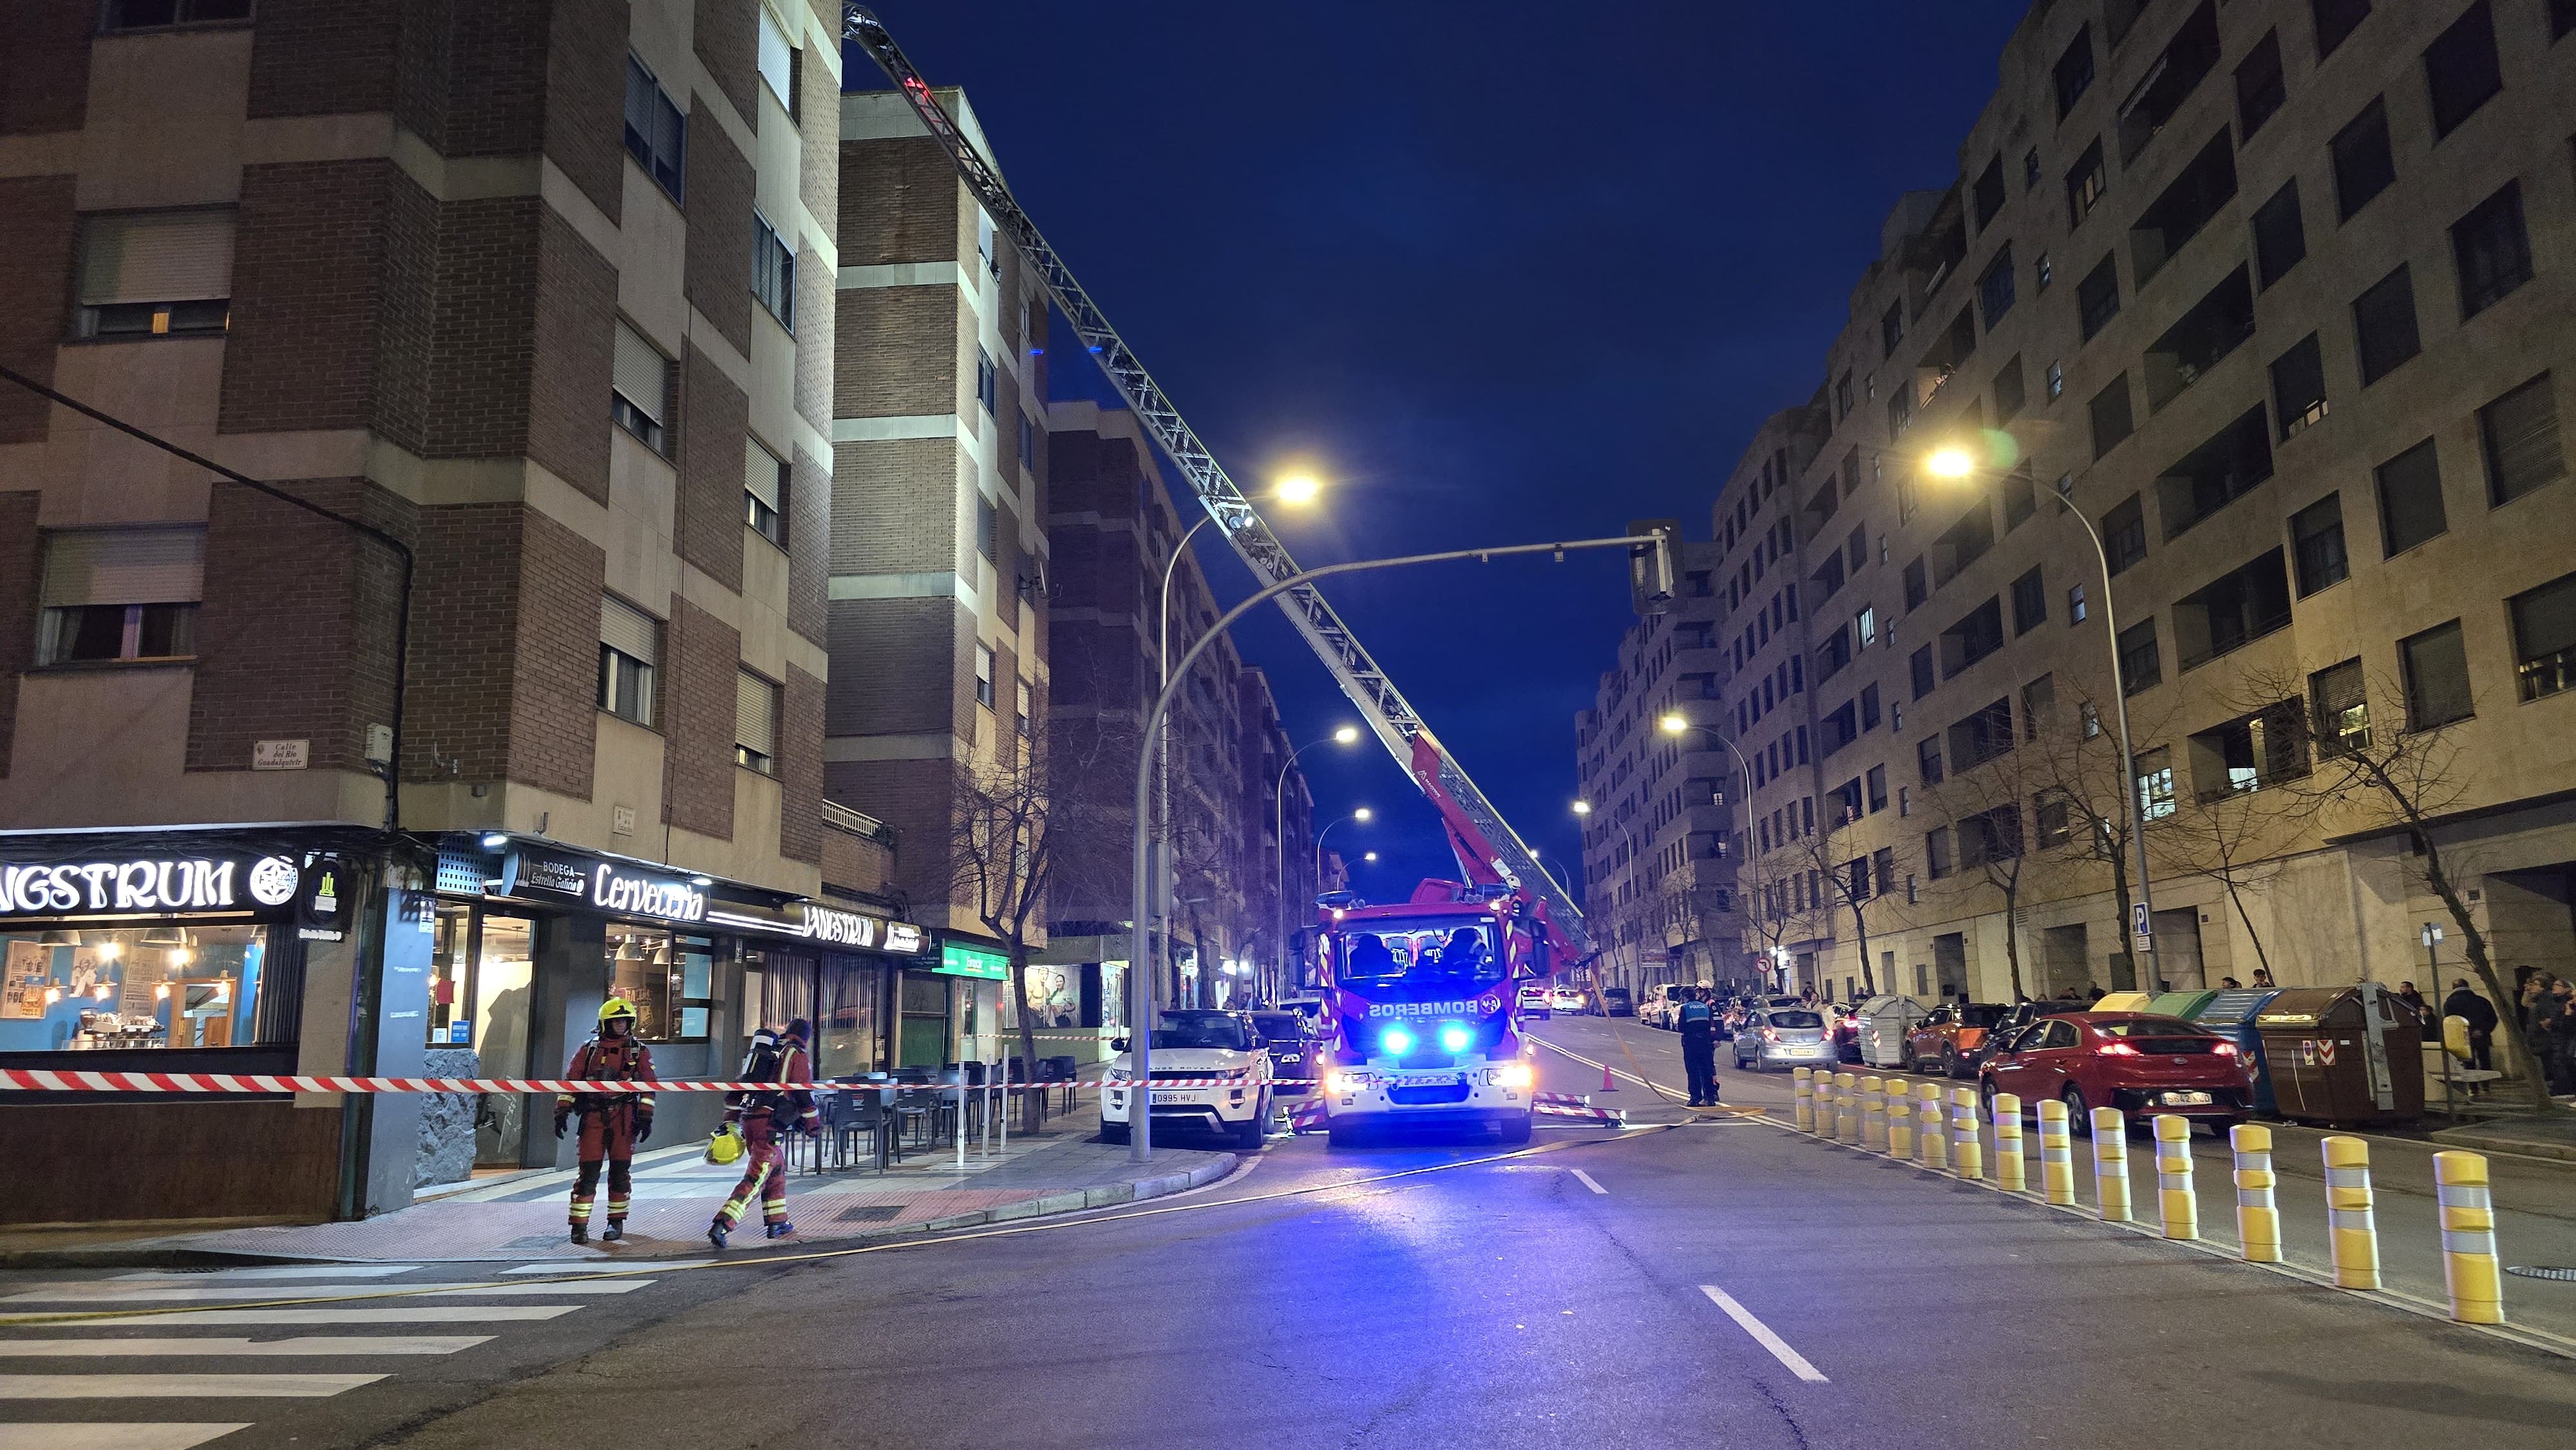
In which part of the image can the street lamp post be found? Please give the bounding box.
[1316,807,1372,890]
[1273,725,1361,1003]
[1657,714,1756,992]
[1926,447,2163,992]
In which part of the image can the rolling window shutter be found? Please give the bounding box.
[41,527,207,607]
[613,323,668,424]
[600,596,659,665]
[78,212,236,307]
[735,670,777,756]
[744,439,782,510]
[757,8,793,109]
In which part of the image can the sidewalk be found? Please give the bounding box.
[0,1115,1236,1267]
[2432,1110,2576,1164]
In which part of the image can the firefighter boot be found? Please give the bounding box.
[569,1225,589,1246]
[600,1223,625,1243]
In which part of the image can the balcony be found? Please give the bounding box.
[2188,699,2308,804]
[1938,596,2004,679]
[2130,129,2236,288]
[2143,265,2255,413]
[2116,1,2220,167]
[1931,494,1996,588]
[2155,404,2273,541]
[2175,549,2293,672]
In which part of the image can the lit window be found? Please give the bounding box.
[73,211,234,341]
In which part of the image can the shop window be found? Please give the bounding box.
[607,927,715,1042]
[37,527,204,666]
[745,438,786,545]
[73,209,234,340]
[818,958,886,1078]
[735,668,779,775]
[1,923,279,1054]
[599,596,659,727]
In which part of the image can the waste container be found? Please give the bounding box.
[2147,990,2217,1022]
[2093,991,2155,1013]
[1856,994,1929,1068]
[2190,989,2286,1116]
[2253,984,2425,1127]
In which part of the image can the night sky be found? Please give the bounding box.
[855,1,2029,910]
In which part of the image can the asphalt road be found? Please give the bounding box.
[4,1026,2573,1450]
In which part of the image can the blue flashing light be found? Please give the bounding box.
[1379,1024,1416,1056]
[1437,1022,1473,1053]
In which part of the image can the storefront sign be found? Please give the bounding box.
[936,941,1010,980]
[589,863,708,923]
[799,903,926,955]
[0,855,301,918]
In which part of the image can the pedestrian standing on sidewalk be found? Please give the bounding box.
[708,1017,819,1250]
[2395,981,2433,1041]
[2445,977,2499,1072]
[555,997,656,1245]
[1678,989,1719,1107]
[2524,974,2575,1097]
[2551,979,2576,1095]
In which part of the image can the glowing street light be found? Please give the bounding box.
[1363,851,1379,863]
[1274,472,1323,506]
[1571,799,1593,815]
[1354,806,1374,822]
[1332,724,1361,744]
[1925,444,1978,479]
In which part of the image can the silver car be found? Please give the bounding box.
[1732,1008,1835,1071]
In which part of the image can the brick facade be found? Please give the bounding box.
[221,160,401,436]
[660,594,739,840]
[528,205,617,503]
[826,598,963,738]
[691,0,760,131]
[830,438,959,575]
[245,0,400,121]
[676,343,747,592]
[837,138,960,266]
[786,444,829,646]
[683,126,755,357]
[797,38,839,227]
[0,174,73,445]
[0,0,91,136]
[825,755,956,907]
[832,287,960,419]
[404,504,602,798]
[540,0,629,223]
[0,491,37,777]
[779,663,824,863]
[421,196,543,460]
[792,241,833,433]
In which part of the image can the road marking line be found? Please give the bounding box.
[0,1337,490,1357]
[1698,1286,1828,1383]
[75,1307,582,1327]
[109,1266,417,1282]
[0,1372,390,1398]
[0,1426,250,1450]
[4,1282,648,1304]
[504,1261,715,1275]
[1569,1168,1609,1195]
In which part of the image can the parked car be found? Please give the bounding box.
[1732,1008,1836,1071]
[1601,986,1634,1017]
[1102,1009,1274,1149]
[1251,1010,1323,1095]
[1905,1002,2009,1077]
[1978,1013,2256,1135]
[1517,983,1552,1020]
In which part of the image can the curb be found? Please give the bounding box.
[0,1153,1242,1270]
[2429,1128,2576,1164]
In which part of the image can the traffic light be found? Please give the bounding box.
[1627,518,1679,616]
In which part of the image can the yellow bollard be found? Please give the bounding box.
[2230,1123,2281,1263]
[2432,1151,2503,1324]
[1886,1078,1913,1158]
[2322,1135,2381,1290]
[1950,1086,1982,1180]
[1991,1093,2025,1192]
[2090,1107,2131,1221]
[1814,1073,1837,1139]
[1834,1072,1859,1144]
[1918,1083,1947,1171]
[1861,1076,1888,1151]
[1793,1067,1815,1133]
[2035,1097,2074,1205]
[2152,1115,2197,1240]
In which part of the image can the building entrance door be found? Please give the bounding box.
[472,914,535,1169]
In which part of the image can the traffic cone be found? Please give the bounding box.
[1600,1061,1618,1092]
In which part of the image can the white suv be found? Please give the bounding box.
[1101,1009,1273,1149]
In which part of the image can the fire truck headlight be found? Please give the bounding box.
[1490,1062,1533,1089]
[1437,1022,1473,1053]
[1379,1024,1416,1056]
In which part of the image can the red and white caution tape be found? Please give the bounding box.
[0,1066,1320,1096]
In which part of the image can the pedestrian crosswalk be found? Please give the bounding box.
[0,1261,654,1449]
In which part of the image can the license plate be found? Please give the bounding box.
[1151,1091,1199,1104]
[2163,1091,2213,1106]
[1396,1073,1460,1088]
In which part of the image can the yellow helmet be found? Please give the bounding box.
[598,997,639,1026]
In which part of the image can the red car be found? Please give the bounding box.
[1977,1013,2255,1134]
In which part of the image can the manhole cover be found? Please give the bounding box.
[2505,1265,2576,1282]
[836,1205,903,1223]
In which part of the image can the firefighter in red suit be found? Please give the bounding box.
[555,997,656,1245]
[708,1017,818,1249]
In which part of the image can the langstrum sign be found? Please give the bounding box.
[0,855,303,918]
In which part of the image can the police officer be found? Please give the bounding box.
[556,997,656,1245]
[1677,988,1720,1107]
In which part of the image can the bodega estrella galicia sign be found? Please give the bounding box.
[0,855,303,918]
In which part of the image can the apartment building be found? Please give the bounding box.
[1238,666,1320,1004]
[1696,0,2576,1018]
[1574,534,1741,997]
[0,1,920,1225]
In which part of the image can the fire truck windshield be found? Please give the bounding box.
[1334,919,1504,992]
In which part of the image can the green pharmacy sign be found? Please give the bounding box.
[936,942,1009,980]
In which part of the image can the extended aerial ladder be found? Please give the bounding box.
[843,6,1594,959]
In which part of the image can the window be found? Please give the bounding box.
[2271,333,2327,440]
[2090,375,2134,457]
[2374,438,2447,555]
[735,669,779,774]
[976,346,998,416]
[1016,677,1034,739]
[1979,246,2016,328]
[1994,355,2026,423]
[1918,736,1945,785]
[757,6,795,111]
[1847,525,1867,574]
[2154,405,2273,538]
[1903,557,1928,611]
[35,527,204,666]
[744,438,786,545]
[1962,805,2023,869]
[2002,469,2035,531]
[612,321,673,454]
[974,643,996,709]
[2023,147,2041,189]
[2045,359,2063,401]
[2078,256,2121,341]
[2022,673,2056,739]
[1973,156,2007,231]
[1910,645,1936,700]
[2479,373,2564,506]
[2290,494,2349,596]
[976,211,998,279]
[2452,182,2532,319]
[1861,683,1882,730]
[2066,140,2108,226]
[2251,181,2306,291]
[2311,657,2370,754]
[2423,1,2502,139]
[2055,26,2096,119]
[2329,98,2394,221]
[2036,792,2074,847]
[2313,0,2371,59]
[2400,620,2473,728]
[599,596,659,727]
[1866,766,1889,813]
[1856,606,1877,650]
[1949,698,2015,771]
[2175,549,2293,668]
[2557,0,2576,39]
[1835,371,1854,420]
[2352,265,2420,387]
[2117,618,2161,694]
[102,0,249,28]
[2510,572,2576,702]
[1018,413,1037,476]
[2036,252,2053,292]
[624,57,687,203]
[2236,31,2286,137]
[1940,597,2005,676]
[2069,583,2088,623]
[1926,826,1955,881]
[2011,566,2047,634]
[1881,301,1905,359]
[2135,747,2177,821]
[976,494,998,565]
[751,214,795,330]
[2081,699,2102,737]
[72,210,234,339]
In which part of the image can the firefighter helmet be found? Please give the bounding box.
[598,997,639,1026]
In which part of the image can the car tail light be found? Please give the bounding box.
[2210,1042,2238,1056]
[1762,1028,1778,1043]
[2098,1041,2141,1057]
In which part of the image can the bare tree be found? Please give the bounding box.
[2156,727,2304,989]
[2009,681,2184,994]
[1784,798,1893,999]
[1927,748,2037,1003]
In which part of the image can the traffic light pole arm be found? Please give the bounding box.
[1124,532,1663,1162]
